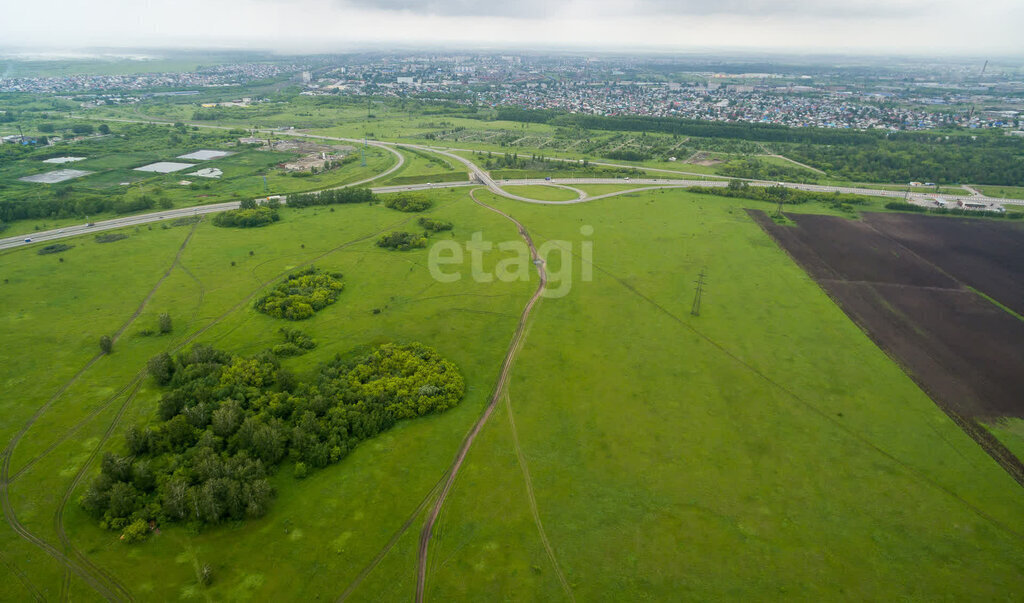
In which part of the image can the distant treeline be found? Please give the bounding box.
[787,143,1024,186]
[491,108,1024,186]
[884,201,1023,219]
[494,108,880,145]
[287,187,375,208]
[689,181,872,207]
[0,191,164,223]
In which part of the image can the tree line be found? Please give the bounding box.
[287,187,375,208]
[491,107,1024,186]
[690,180,872,208]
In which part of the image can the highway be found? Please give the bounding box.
[3,173,1018,251]
[3,117,1020,252]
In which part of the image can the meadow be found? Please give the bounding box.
[0,187,534,600]
[2,180,1023,600]
[3,97,1024,600]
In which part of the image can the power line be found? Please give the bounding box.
[691,268,706,317]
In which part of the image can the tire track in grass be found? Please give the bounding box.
[504,390,574,601]
[5,203,450,599]
[0,222,200,601]
[10,378,146,483]
[415,189,547,603]
[54,380,143,603]
[58,564,71,602]
[0,549,46,602]
[335,473,448,602]
[8,221,201,482]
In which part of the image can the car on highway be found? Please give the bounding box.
[24,238,31,243]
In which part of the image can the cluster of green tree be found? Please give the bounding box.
[884,201,1023,219]
[718,158,820,183]
[80,342,464,538]
[482,151,571,171]
[383,194,432,212]
[377,231,427,250]
[469,149,641,178]
[786,141,1024,186]
[254,267,344,321]
[271,327,317,357]
[35,122,110,136]
[417,217,453,233]
[690,181,872,207]
[287,187,375,208]
[37,243,73,255]
[212,204,279,228]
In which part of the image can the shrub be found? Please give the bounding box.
[884,201,928,213]
[147,352,174,384]
[383,194,432,212]
[418,217,453,232]
[198,564,213,586]
[95,233,128,243]
[377,231,427,250]
[158,313,173,334]
[37,243,73,255]
[120,518,149,544]
[99,335,113,354]
[271,328,316,356]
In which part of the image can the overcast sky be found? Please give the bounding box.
[3,0,1022,56]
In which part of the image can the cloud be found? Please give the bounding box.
[338,0,552,17]
[0,0,1021,55]
[343,0,936,19]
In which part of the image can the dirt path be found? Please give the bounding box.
[504,391,574,600]
[757,154,827,175]
[415,189,547,602]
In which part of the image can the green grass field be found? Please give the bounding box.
[0,189,533,600]
[978,185,1024,199]
[3,108,1024,602]
[410,189,1024,600]
[502,184,582,202]
[3,182,1023,600]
